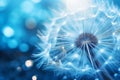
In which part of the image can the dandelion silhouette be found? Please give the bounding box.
[33,0,120,79]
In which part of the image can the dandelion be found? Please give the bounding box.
[33,0,120,79]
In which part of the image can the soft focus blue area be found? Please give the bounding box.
[0,0,63,80]
[8,39,18,49]
[0,0,120,80]
[19,43,29,52]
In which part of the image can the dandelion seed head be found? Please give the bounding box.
[75,33,98,49]
[33,0,120,79]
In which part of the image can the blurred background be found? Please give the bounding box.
[0,0,120,80]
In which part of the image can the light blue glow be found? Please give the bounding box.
[63,76,67,79]
[8,39,18,49]
[0,0,7,10]
[31,0,41,3]
[21,1,34,13]
[114,73,118,77]
[3,26,14,37]
[118,68,120,71]
[19,43,29,52]
[95,78,99,80]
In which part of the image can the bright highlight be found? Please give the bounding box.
[64,0,92,12]
[3,26,14,37]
